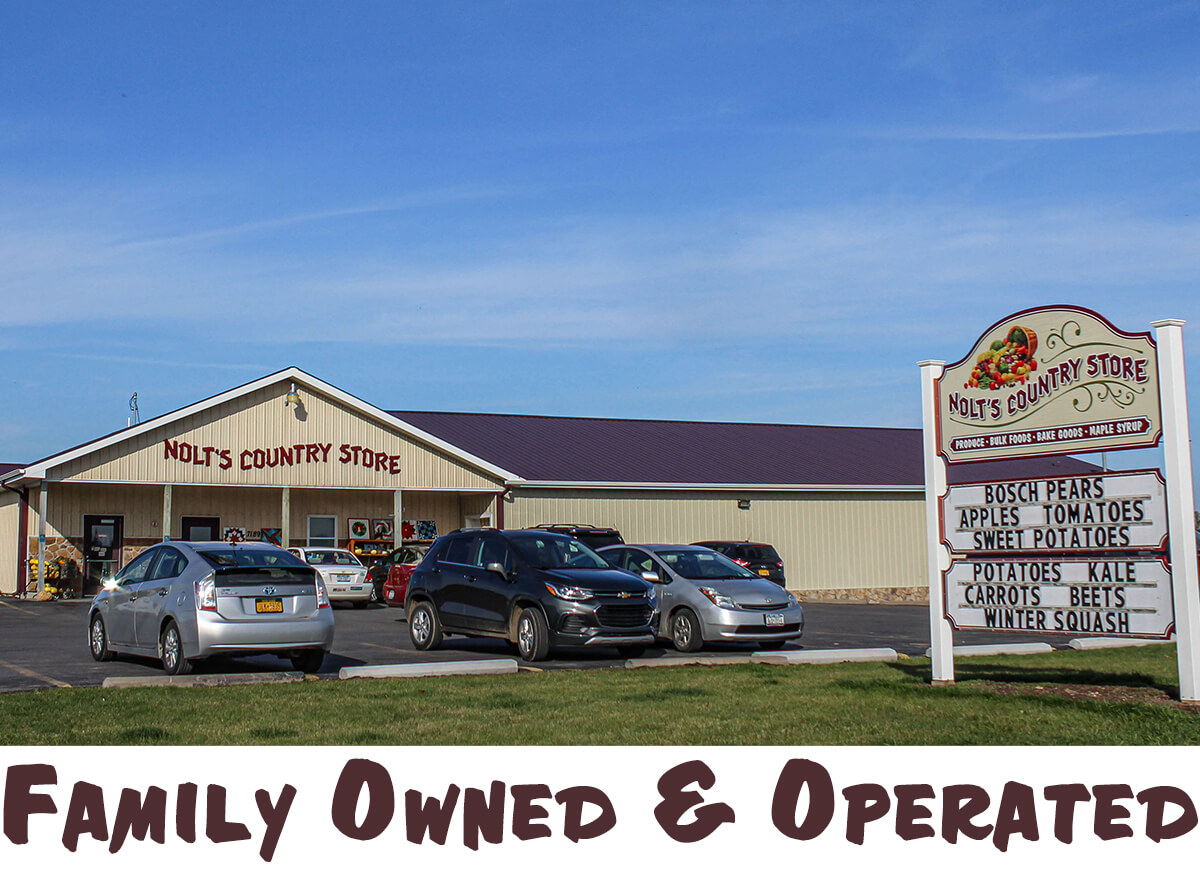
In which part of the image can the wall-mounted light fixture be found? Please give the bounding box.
[284,383,301,408]
[737,499,751,510]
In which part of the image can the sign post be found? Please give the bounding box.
[921,360,954,684]
[1152,320,1200,700]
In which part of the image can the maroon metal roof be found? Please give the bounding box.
[390,410,1100,486]
[0,463,23,478]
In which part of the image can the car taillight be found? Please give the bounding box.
[316,578,331,609]
[776,561,784,568]
[732,558,750,567]
[194,574,217,611]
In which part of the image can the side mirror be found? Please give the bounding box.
[486,562,513,580]
[642,571,661,584]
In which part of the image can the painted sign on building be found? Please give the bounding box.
[937,306,1161,463]
[941,469,1168,555]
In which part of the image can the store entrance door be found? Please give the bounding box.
[82,515,124,596]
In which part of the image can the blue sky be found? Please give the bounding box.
[3,1,1200,475]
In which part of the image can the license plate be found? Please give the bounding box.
[764,613,785,627]
[758,569,770,576]
[255,598,283,614]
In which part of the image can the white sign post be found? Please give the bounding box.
[1153,320,1200,700]
[921,360,954,684]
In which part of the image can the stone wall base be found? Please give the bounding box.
[794,587,928,605]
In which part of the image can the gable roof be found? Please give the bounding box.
[389,410,1101,489]
[1,368,519,486]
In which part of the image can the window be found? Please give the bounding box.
[443,535,477,566]
[148,547,188,580]
[307,516,337,548]
[476,537,512,571]
[117,549,158,585]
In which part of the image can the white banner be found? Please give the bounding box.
[4,746,1200,870]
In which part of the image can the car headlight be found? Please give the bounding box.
[544,582,594,602]
[785,591,798,607]
[647,588,659,608]
[699,587,737,609]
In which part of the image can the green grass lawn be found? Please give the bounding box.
[3,645,1198,745]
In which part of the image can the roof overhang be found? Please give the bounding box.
[509,480,925,493]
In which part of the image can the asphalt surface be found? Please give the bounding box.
[0,595,1089,693]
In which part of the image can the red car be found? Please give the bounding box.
[382,546,428,608]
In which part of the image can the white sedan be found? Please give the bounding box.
[288,547,373,607]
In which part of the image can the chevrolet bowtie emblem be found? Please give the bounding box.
[618,591,631,598]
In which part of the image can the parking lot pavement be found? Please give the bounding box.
[0,597,1086,692]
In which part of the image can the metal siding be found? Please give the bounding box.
[507,489,926,591]
[48,383,501,491]
[0,490,18,594]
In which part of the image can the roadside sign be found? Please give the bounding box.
[941,469,1167,555]
[944,556,1174,639]
[937,306,1161,463]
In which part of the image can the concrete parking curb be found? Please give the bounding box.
[1068,637,1174,651]
[624,655,754,669]
[922,643,1053,658]
[338,659,519,680]
[752,647,899,665]
[101,672,306,689]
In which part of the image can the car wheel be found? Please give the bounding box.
[616,645,646,658]
[409,601,443,650]
[758,639,788,650]
[368,583,380,604]
[515,607,550,662]
[670,608,703,653]
[160,620,193,675]
[290,650,324,673]
[89,613,113,662]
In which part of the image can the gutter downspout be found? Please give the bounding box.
[497,485,513,530]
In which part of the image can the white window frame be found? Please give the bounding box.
[307,515,338,548]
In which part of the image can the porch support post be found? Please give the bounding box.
[162,484,172,541]
[394,489,403,546]
[281,487,291,548]
[37,481,47,594]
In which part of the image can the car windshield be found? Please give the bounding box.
[305,550,362,566]
[509,534,610,570]
[199,549,307,569]
[656,549,759,580]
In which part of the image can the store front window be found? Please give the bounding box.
[307,515,337,547]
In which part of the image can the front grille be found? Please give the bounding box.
[738,602,791,611]
[733,623,802,635]
[596,604,653,629]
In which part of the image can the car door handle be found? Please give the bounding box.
[157,588,169,597]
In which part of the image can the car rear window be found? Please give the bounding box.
[737,545,781,563]
[199,549,308,569]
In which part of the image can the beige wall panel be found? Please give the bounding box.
[0,490,19,594]
[49,382,502,491]
[287,490,465,546]
[506,489,926,591]
[42,483,162,540]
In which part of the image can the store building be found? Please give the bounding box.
[0,367,1096,600]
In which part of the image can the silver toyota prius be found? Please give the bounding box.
[600,544,804,652]
[87,541,335,674]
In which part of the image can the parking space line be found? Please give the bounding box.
[0,660,72,688]
[0,600,40,615]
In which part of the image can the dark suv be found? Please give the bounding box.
[691,541,786,586]
[529,524,625,550]
[406,529,656,661]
